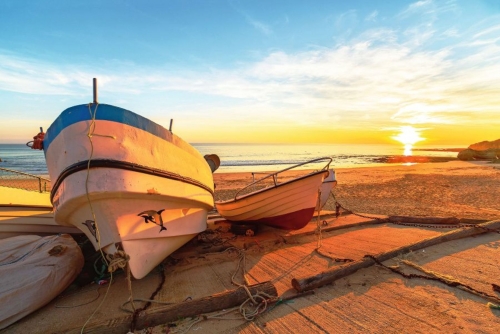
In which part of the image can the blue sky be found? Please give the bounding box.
[1,0,499,145]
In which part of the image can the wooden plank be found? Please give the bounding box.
[291,219,500,292]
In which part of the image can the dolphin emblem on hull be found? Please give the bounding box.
[138,209,167,233]
[82,220,98,242]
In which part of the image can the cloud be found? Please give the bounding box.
[247,18,273,35]
[398,0,459,19]
[1,2,500,134]
[365,11,379,22]
[230,4,273,36]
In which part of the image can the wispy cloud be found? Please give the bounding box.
[365,11,378,22]
[247,18,273,35]
[231,4,273,36]
[1,1,500,142]
[1,24,500,130]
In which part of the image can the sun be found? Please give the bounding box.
[392,126,424,156]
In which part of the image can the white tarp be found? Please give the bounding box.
[0,234,84,329]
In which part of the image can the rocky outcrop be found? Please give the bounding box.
[457,139,500,161]
[469,139,500,151]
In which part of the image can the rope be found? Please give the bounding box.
[315,190,323,249]
[331,191,500,236]
[105,250,137,315]
[55,286,102,308]
[129,265,167,331]
[314,190,355,263]
[80,103,117,334]
[330,190,384,221]
[106,251,130,273]
[366,256,500,306]
[169,247,274,333]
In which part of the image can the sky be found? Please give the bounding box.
[1,0,499,146]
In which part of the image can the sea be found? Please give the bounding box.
[0,143,461,177]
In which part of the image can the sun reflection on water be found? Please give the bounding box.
[403,144,412,156]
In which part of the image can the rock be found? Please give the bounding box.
[469,139,500,151]
[457,149,475,161]
[457,139,500,161]
[473,148,498,160]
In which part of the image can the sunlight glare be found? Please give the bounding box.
[392,126,424,156]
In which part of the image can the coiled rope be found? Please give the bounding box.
[170,247,274,333]
[106,250,130,273]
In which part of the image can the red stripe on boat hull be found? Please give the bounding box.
[227,207,315,230]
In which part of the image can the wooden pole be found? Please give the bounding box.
[61,281,277,334]
[93,78,98,104]
[291,219,500,292]
[169,119,173,132]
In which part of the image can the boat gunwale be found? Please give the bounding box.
[216,157,332,204]
[0,204,53,210]
[43,104,175,153]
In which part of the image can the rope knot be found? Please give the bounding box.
[106,250,130,273]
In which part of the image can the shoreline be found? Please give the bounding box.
[213,154,461,173]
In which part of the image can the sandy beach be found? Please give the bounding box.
[2,160,500,333]
[214,160,500,220]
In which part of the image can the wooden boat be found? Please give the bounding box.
[37,80,217,279]
[316,168,337,210]
[215,157,332,230]
[0,168,82,240]
[0,234,84,329]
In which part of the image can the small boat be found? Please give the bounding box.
[215,157,332,230]
[316,169,337,210]
[0,168,82,240]
[33,79,218,279]
[0,234,84,330]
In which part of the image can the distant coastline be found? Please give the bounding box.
[413,147,465,153]
[372,155,457,164]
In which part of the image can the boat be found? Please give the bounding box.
[32,79,218,279]
[215,157,332,230]
[0,234,84,329]
[0,168,82,240]
[316,168,337,210]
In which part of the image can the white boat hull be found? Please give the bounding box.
[317,169,337,210]
[43,104,214,279]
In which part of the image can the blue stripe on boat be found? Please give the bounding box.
[43,104,171,152]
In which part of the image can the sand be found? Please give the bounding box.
[214,160,500,220]
[2,160,499,333]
